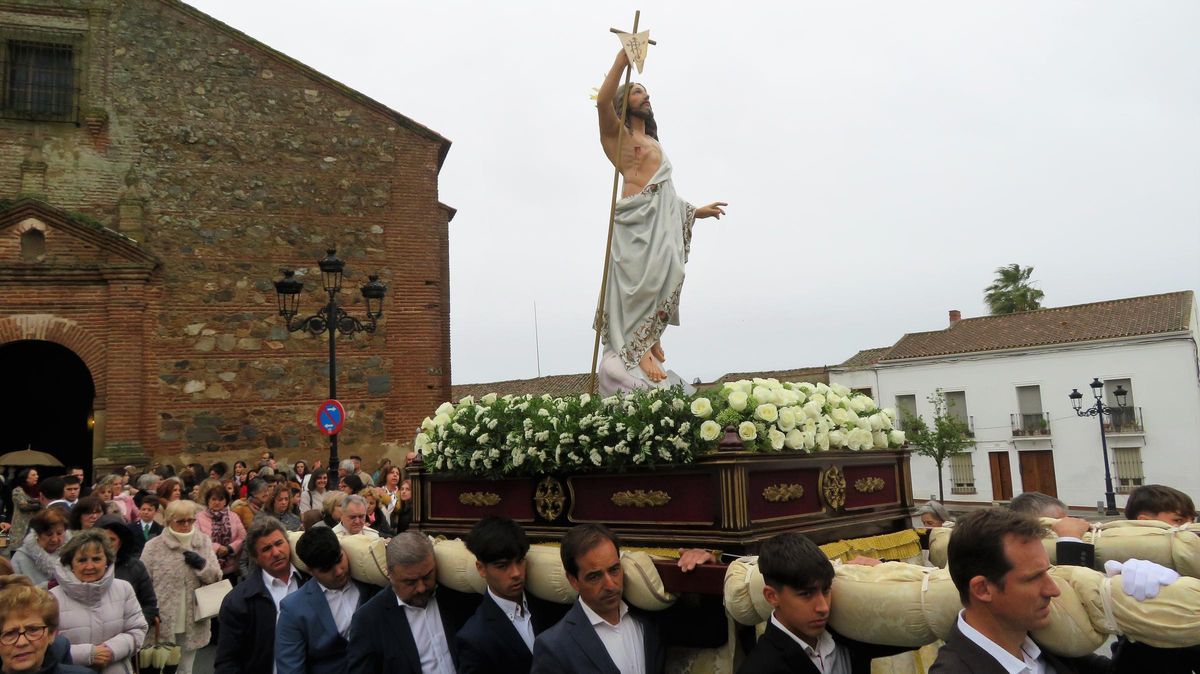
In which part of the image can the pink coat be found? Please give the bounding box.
[195,508,246,575]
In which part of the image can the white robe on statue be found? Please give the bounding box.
[595,151,695,396]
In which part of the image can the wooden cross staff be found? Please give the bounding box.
[589,11,657,395]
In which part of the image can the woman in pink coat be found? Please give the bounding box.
[194,485,245,579]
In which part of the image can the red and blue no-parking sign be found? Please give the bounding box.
[316,399,345,436]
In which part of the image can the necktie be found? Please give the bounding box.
[144,523,150,540]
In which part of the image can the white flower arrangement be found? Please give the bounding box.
[413,379,905,478]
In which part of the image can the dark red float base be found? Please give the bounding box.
[413,447,913,554]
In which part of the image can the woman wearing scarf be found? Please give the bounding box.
[11,510,68,588]
[9,469,42,551]
[49,529,148,674]
[140,500,220,674]
[194,486,245,581]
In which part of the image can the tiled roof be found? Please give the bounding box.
[836,347,893,369]
[450,373,593,400]
[712,366,829,386]
[881,291,1194,361]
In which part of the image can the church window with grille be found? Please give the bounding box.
[2,38,77,122]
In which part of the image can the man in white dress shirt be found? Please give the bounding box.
[347,531,480,674]
[457,516,569,674]
[276,526,378,674]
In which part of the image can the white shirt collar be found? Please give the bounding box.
[261,566,300,587]
[769,613,836,658]
[488,588,529,619]
[396,591,436,610]
[956,610,1044,674]
[578,597,629,627]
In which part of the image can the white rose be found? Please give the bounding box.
[420,416,435,432]
[829,429,846,447]
[776,408,797,432]
[784,429,803,450]
[815,430,830,451]
[700,420,722,441]
[729,391,749,411]
[768,428,786,450]
[808,394,826,408]
[458,395,475,406]
[738,421,758,441]
[433,413,451,427]
[755,403,779,423]
[481,393,497,405]
[752,386,771,402]
[826,393,842,408]
[830,408,849,425]
[691,398,714,418]
[889,430,906,446]
[850,428,874,451]
[882,407,897,420]
[831,383,850,397]
[436,402,455,417]
[815,383,831,395]
[848,395,869,413]
[869,413,885,431]
[856,417,872,432]
[873,430,888,448]
[801,430,816,450]
[802,401,823,420]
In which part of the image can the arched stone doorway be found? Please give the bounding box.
[0,340,95,479]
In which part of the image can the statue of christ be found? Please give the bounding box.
[593,47,726,396]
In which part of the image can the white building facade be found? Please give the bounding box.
[830,292,1200,510]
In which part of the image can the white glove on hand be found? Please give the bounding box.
[1104,558,1180,601]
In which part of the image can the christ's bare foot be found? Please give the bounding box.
[639,352,667,383]
[650,342,666,363]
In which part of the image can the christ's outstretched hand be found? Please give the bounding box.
[695,201,727,219]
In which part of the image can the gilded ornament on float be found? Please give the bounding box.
[458,491,501,507]
[761,483,805,503]
[820,465,847,510]
[610,489,671,507]
[534,476,566,520]
[854,477,885,494]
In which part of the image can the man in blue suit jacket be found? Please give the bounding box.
[347,531,480,674]
[456,517,570,674]
[531,524,725,674]
[275,527,379,674]
[216,519,307,674]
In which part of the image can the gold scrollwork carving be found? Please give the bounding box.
[761,483,805,503]
[820,465,847,510]
[534,477,565,521]
[610,490,671,508]
[854,477,885,494]
[458,491,501,507]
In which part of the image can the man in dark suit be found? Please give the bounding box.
[931,508,1177,674]
[275,526,379,674]
[346,531,480,674]
[457,516,569,674]
[737,532,910,673]
[531,524,724,674]
[216,519,307,674]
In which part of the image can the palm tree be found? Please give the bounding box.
[984,263,1045,315]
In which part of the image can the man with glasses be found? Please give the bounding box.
[331,495,380,540]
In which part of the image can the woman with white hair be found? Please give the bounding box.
[140,500,220,674]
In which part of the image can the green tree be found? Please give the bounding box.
[984,263,1045,314]
[904,390,974,502]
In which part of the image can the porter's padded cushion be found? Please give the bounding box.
[722,558,1200,656]
[287,530,390,586]
[432,538,488,595]
[520,543,676,610]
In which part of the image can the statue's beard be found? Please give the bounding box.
[628,106,654,123]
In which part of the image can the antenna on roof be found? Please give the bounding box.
[533,301,542,378]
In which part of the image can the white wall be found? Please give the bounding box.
[835,335,1200,509]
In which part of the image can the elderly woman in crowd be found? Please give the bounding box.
[66,497,105,533]
[140,500,220,674]
[195,486,245,580]
[915,500,952,528]
[0,575,89,674]
[11,510,68,588]
[94,515,158,626]
[299,468,331,513]
[8,469,42,549]
[255,484,301,532]
[50,530,148,674]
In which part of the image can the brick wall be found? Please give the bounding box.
[0,0,452,470]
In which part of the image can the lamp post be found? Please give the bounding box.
[273,249,386,470]
[1068,378,1128,516]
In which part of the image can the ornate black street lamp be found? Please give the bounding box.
[273,249,386,470]
[1069,378,1128,516]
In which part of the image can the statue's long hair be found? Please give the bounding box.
[613,82,658,141]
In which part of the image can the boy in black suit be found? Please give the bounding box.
[738,532,908,674]
[127,494,163,556]
[457,516,568,674]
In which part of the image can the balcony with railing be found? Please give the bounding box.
[1011,412,1051,437]
[1105,407,1144,434]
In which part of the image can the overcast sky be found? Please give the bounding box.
[187,1,1200,385]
